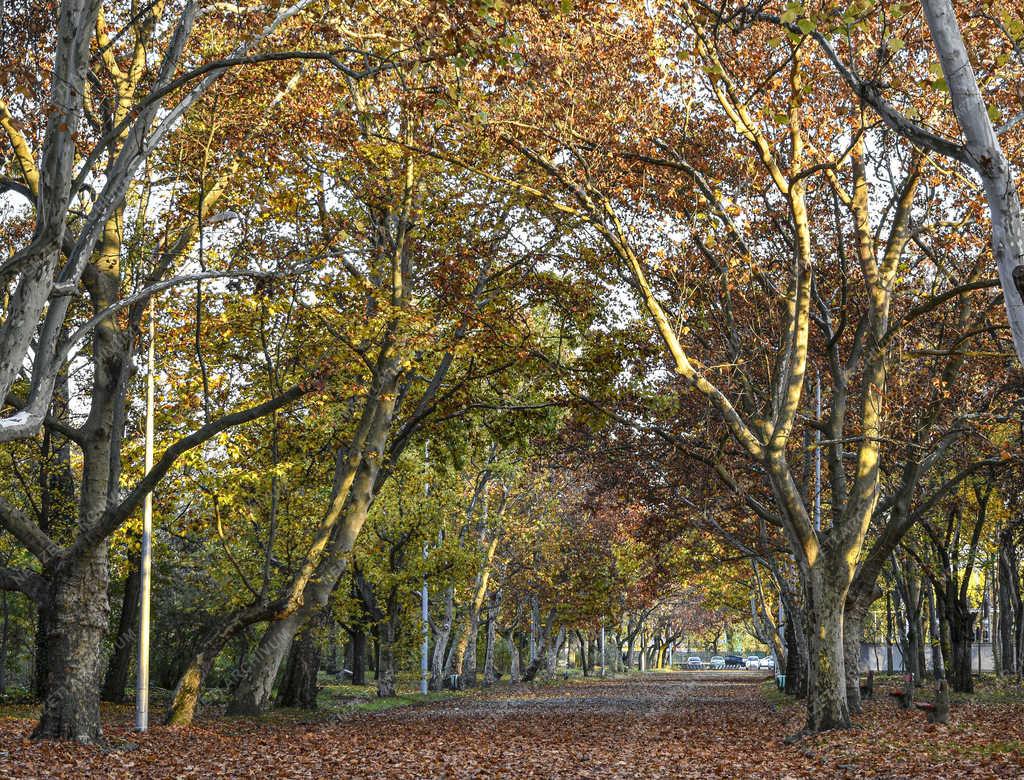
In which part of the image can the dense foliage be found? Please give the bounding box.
[2,0,1024,748]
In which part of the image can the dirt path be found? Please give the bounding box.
[1,672,1022,778]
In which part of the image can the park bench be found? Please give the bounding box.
[914,680,950,724]
[888,673,915,708]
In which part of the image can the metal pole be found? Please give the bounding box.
[601,626,606,677]
[420,559,429,694]
[421,440,430,695]
[135,306,155,732]
[814,371,822,532]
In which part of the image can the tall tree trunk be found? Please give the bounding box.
[460,612,479,688]
[522,609,561,681]
[101,565,140,703]
[529,597,539,663]
[32,546,111,742]
[804,566,850,731]
[944,597,975,693]
[350,625,367,686]
[505,630,520,682]
[998,527,1020,675]
[918,0,1024,363]
[225,340,402,715]
[842,604,866,715]
[0,592,8,694]
[323,617,341,675]
[885,590,894,674]
[783,616,806,697]
[482,593,499,686]
[376,595,401,698]
[33,608,49,701]
[576,630,589,677]
[429,586,454,690]
[452,534,499,688]
[276,623,321,708]
[927,583,944,680]
[226,394,394,715]
[34,205,135,743]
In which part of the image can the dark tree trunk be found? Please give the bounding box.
[885,590,895,674]
[350,626,367,686]
[101,566,140,703]
[0,592,8,694]
[944,598,975,693]
[897,573,924,681]
[927,584,944,680]
[32,546,111,743]
[33,608,49,701]
[376,595,400,698]
[323,617,341,675]
[998,527,1020,675]
[576,630,589,677]
[783,618,805,696]
[277,624,321,708]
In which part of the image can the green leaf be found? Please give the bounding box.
[987,104,1002,123]
[797,18,815,34]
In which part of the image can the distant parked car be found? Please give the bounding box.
[723,654,744,669]
[687,656,703,669]
[710,655,726,669]
[744,656,760,669]
[758,656,776,671]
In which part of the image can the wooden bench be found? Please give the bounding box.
[916,680,950,724]
[888,673,914,708]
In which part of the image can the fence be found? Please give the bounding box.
[859,642,994,674]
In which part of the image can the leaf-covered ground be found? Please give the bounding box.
[2,672,1023,778]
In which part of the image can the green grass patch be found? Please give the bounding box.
[761,679,797,709]
[962,739,1024,757]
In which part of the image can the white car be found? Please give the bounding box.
[758,656,776,671]
[743,656,760,669]
[687,656,703,669]
[710,655,726,669]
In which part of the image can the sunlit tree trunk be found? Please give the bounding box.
[482,596,498,686]
[227,352,399,714]
[430,586,454,690]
